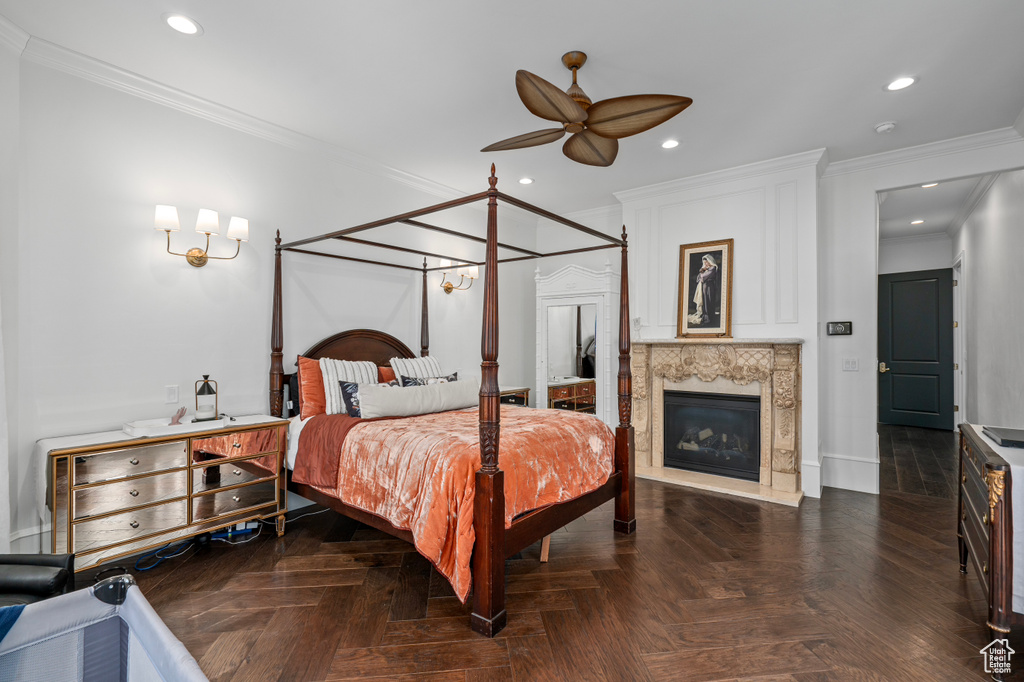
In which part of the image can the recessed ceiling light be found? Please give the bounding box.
[886,77,915,91]
[661,139,679,149]
[921,182,938,188]
[911,219,925,225]
[518,177,533,185]
[874,121,897,134]
[163,13,203,36]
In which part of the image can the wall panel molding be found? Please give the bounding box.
[774,181,799,323]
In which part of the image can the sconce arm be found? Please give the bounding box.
[205,239,242,261]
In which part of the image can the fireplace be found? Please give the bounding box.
[663,391,760,481]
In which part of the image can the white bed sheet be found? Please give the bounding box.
[286,415,311,470]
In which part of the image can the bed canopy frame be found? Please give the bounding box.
[269,165,634,637]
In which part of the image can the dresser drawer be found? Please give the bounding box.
[192,427,279,465]
[963,462,989,519]
[74,440,188,486]
[73,500,187,554]
[549,386,571,401]
[576,382,595,397]
[74,470,187,521]
[191,481,277,522]
[192,453,278,496]
[500,393,527,406]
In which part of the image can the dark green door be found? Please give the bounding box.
[878,269,954,429]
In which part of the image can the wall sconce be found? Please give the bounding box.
[155,205,249,267]
[438,259,479,294]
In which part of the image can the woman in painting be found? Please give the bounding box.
[688,254,719,325]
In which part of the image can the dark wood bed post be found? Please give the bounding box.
[472,164,507,638]
[270,230,285,418]
[421,258,430,357]
[614,226,636,534]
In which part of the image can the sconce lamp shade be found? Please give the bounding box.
[439,259,453,274]
[226,216,249,242]
[195,208,220,235]
[154,205,180,231]
[458,265,480,279]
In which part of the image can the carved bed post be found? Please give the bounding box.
[270,230,285,417]
[472,164,507,637]
[421,257,430,357]
[614,226,636,534]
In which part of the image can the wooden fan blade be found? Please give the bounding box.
[480,128,566,152]
[585,95,693,139]
[516,70,588,124]
[562,130,618,167]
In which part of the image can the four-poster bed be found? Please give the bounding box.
[268,166,634,637]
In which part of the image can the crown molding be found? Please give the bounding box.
[19,37,470,202]
[822,128,1023,178]
[878,231,951,246]
[0,14,29,54]
[946,173,998,237]
[614,148,826,204]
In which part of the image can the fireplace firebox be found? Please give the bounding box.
[663,391,760,481]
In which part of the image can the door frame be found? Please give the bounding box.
[952,251,966,429]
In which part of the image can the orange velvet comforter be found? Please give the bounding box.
[292,406,613,601]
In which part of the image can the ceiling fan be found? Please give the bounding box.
[481,51,692,167]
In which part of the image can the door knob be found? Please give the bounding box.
[878,362,890,373]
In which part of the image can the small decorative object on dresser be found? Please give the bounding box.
[194,374,218,421]
[677,238,733,338]
[548,378,596,414]
[41,415,287,572]
[958,423,1024,649]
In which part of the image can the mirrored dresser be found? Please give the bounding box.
[42,415,288,571]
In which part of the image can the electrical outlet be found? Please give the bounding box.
[165,385,179,404]
[842,358,859,372]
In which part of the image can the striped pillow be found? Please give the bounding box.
[389,356,443,383]
[320,359,377,415]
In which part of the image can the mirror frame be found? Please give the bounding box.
[536,263,619,425]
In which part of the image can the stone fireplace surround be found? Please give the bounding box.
[632,338,804,506]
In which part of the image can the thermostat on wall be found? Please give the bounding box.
[827,321,852,336]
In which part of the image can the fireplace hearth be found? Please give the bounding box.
[663,391,760,481]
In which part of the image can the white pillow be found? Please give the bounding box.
[390,356,443,382]
[359,377,479,418]
[320,358,377,415]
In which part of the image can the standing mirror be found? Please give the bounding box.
[536,264,619,425]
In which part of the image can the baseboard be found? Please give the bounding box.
[802,458,822,498]
[821,452,879,494]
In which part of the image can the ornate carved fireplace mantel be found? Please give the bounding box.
[632,338,803,506]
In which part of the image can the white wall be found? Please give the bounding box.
[2,57,538,548]
[616,150,826,498]
[0,23,25,552]
[951,168,1024,427]
[819,130,1024,493]
[878,233,952,275]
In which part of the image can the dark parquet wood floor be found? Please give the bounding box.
[78,428,1018,680]
[878,423,961,499]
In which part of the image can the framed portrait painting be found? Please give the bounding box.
[676,238,733,337]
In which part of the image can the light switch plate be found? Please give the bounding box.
[842,358,859,372]
[165,385,179,404]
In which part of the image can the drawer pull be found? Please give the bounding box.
[963,473,967,483]
[129,489,139,497]
[129,458,140,466]
[962,508,966,521]
[232,495,240,502]
[232,443,242,449]
[233,469,242,476]
[983,561,989,575]
[984,513,989,525]
[129,520,139,529]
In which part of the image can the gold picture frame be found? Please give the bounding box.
[677,238,733,337]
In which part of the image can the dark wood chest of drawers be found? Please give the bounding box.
[958,424,1021,644]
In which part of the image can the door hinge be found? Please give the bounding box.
[954,405,960,412]
[955,363,959,370]
[953,321,958,328]
[954,280,958,286]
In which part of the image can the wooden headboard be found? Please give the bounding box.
[284,329,416,417]
[301,329,416,364]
